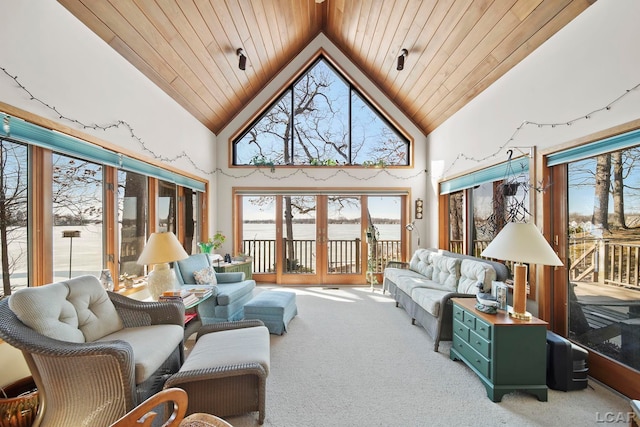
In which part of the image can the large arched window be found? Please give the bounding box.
[233,56,409,167]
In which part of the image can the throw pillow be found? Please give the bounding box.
[193,266,217,285]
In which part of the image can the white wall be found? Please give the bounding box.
[215,34,429,252]
[0,0,216,214]
[426,0,640,248]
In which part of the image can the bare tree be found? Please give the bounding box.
[592,154,611,232]
[611,151,626,229]
[449,191,464,249]
[52,156,103,225]
[0,139,28,296]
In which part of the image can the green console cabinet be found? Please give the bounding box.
[450,298,548,402]
[213,260,253,279]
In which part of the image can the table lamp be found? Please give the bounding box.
[137,232,189,300]
[481,222,563,320]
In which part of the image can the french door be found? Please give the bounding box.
[236,191,407,286]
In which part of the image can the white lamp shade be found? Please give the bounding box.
[137,232,189,265]
[481,222,563,266]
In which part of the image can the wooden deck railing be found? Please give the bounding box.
[605,242,640,290]
[568,237,640,291]
[241,238,401,274]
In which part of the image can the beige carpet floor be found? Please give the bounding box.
[191,286,630,427]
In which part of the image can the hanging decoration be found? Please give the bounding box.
[480,149,532,238]
[2,65,639,183]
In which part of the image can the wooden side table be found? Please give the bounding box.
[450,297,548,402]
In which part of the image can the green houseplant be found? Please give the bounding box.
[198,232,226,254]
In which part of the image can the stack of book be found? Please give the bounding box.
[159,289,199,306]
[189,288,214,299]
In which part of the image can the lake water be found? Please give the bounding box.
[242,223,402,240]
[2,223,403,293]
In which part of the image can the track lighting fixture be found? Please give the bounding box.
[397,48,408,71]
[237,48,246,71]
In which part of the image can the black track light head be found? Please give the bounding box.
[397,48,408,71]
[237,48,246,71]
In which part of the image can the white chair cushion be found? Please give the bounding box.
[430,255,461,292]
[457,259,497,294]
[409,249,436,279]
[411,288,449,317]
[182,326,270,375]
[98,324,184,384]
[9,276,123,343]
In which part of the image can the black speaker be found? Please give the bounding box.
[546,331,589,391]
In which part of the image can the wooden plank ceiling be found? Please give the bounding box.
[58,0,594,136]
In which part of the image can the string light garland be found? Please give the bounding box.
[214,166,428,181]
[0,66,216,175]
[441,82,640,178]
[2,65,639,182]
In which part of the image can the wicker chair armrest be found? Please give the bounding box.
[196,320,265,340]
[165,362,267,387]
[108,292,185,327]
[385,261,409,269]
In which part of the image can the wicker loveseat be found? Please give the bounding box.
[383,249,510,352]
[0,275,185,427]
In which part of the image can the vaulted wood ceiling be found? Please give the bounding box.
[58,0,594,136]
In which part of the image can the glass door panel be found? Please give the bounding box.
[567,149,640,372]
[282,195,317,276]
[117,170,147,277]
[158,180,176,233]
[327,196,361,275]
[52,153,104,280]
[237,192,408,285]
[241,195,276,274]
[367,196,402,274]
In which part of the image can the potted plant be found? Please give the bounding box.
[199,231,226,254]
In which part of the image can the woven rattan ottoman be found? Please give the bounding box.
[165,321,270,424]
[243,291,298,335]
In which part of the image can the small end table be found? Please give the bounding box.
[183,291,214,339]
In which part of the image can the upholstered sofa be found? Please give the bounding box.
[383,249,510,352]
[175,254,256,323]
[0,275,185,426]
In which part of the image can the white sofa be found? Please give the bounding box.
[383,249,510,352]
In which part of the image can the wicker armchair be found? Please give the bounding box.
[0,276,185,427]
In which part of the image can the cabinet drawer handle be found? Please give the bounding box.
[475,341,481,345]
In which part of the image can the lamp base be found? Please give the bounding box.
[147,263,178,300]
[508,306,532,320]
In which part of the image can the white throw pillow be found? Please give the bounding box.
[193,266,218,285]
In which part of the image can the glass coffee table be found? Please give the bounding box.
[183,290,214,339]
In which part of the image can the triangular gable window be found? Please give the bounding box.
[233,56,409,167]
